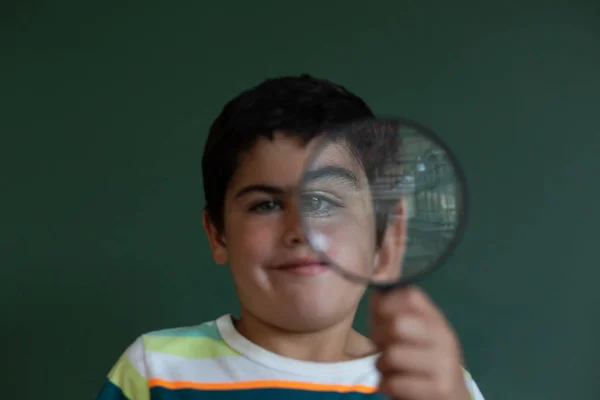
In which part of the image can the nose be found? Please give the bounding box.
[281,205,306,247]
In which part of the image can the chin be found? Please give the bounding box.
[236,278,366,333]
[265,302,358,333]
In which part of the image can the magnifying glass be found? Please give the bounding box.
[297,117,468,289]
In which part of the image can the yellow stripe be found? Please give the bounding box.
[143,336,240,359]
[108,355,149,400]
[148,378,378,393]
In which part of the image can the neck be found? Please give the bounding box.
[233,308,377,363]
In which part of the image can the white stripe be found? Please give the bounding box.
[124,336,148,379]
[466,376,486,400]
[216,314,381,377]
[144,350,380,387]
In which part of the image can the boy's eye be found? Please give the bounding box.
[249,200,282,212]
[299,193,343,217]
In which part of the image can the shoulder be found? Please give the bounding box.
[98,318,235,400]
[136,317,239,360]
[99,317,241,399]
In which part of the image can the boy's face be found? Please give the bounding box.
[203,132,397,333]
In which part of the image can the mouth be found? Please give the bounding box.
[272,258,329,277]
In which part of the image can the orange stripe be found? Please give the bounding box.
[148,378,377,393]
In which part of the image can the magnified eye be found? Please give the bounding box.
[299,193,343,217]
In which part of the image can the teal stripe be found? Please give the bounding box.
[145,322,221,340]
[150,387,386,400]
[96,379,129,400]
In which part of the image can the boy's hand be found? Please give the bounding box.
[370,286,471,400]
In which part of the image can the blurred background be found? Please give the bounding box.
[2,0,599,399]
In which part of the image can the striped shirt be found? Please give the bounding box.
[96,314,485,400]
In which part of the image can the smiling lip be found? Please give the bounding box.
[273,258,329,276]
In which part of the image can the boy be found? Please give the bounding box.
[96,75,485,400]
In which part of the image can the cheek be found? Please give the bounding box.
[227,215,279,267]
[330,231,374,275]
[312,214,376,276]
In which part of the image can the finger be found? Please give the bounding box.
[371,286,442,322]
[379,374,456,400]
[376,344,444,376]
[371,315,433,347]
[370,288,412,321]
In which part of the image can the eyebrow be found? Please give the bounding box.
[235,184,285,199]
[303,165,359,189]
[234,166,359,199]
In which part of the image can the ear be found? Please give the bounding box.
[202,209,228,265]
[372,200,407,283]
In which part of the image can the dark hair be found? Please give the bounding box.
[202,74,375,232]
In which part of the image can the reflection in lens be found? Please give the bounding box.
[299,119,466,287]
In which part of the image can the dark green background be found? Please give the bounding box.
[2,1,599,399]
